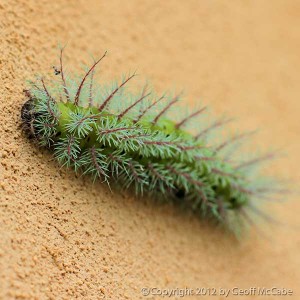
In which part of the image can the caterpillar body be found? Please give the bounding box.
[21,49,281,233]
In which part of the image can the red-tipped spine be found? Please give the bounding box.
[234,153,276,170]
[118,85,151,120]
[41,78,58,122]
[175,106,207,129]
[74,51,107,106]
[59,47,71,102]
[134,94,165,123]
[90,147,106,178]
[195,117,233,140]
[215,130,256,152]
[88,69,95,107]
[152,94,181,125]
[98,72,136,112]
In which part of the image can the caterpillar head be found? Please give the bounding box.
[21,92,45,141]
[21,99,35,136]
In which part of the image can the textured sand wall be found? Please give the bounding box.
[0,0,299,299]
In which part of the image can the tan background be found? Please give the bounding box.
[0,0,299,299]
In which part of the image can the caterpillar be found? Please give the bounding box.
[21,49,283,234]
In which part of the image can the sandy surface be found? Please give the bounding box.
[0,0,299,299]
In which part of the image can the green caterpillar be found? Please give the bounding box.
[21,49,281,233]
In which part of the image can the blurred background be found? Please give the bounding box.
[0,0,299,299]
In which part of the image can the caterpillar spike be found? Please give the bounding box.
[21,49,284,234]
